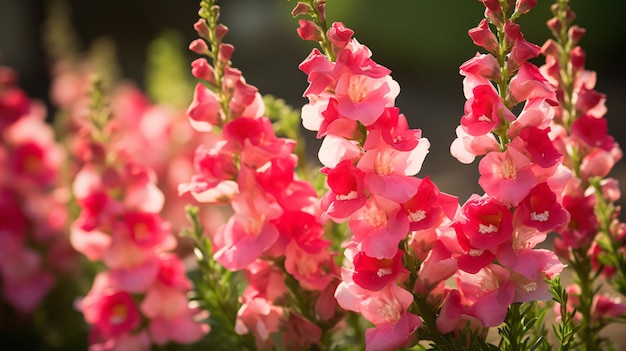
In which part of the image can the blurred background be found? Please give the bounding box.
[1,0,624,206]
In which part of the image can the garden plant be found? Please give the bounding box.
[1,0,625,350]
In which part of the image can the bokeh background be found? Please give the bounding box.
[1,0,624,208]
[1,0,626,348]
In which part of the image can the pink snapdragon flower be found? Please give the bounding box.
[450,125,499,164]
[320,160,368,221]
[445,0,569,338]
[183,10,342,347]
[296,17,462,348]
[437,264,516,333]
[461,85,515,137]
[349,195,410,259]
[70,98,207,348]
[364,107,422,152]
[333,73,399,126]
[357,141,430,203]
[403,177,458,232]
[364,304,421,351]
[352,250,407,291]
[478,148,537,206]
[141,284,209,345]
[235,297,284,345]
[277,211,336,291]
[336,257,420,350]
[593,295,626,320]
[514,182,569,232]
[79,274,141,340]
[468,19,498,54]
[436,289,485,335]
[456,194,513,253]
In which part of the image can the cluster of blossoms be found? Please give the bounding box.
[442,0,569,333]
[50,59,206,235]
[180,2,340,348]
[69,82,208,350]
[539,1,626,347]
[0,66,76,315]
[2,0,625,350]
[295,2,451,348]
[542,6,622,261]
[290,0,583,348]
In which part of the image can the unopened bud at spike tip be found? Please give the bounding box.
[291,2,312,18]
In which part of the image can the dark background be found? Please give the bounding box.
[1,0,624,206]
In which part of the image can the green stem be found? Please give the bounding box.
[183,205,256,350]
[571,247,599,351]
[554,0,577,130]
[590,179,626,296]
[199,0,231,125]
[303,0,336,62]
[549,277,579,351]
[492,10,514,151]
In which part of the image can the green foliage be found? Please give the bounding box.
[181,205,256,351]
[549,277,580,351]
[87,78,112,139]
[589,176,626,297]
[263,94,306,165]
[263,94,332,198]
[145,30,195,109]
[264,95,301,142]
[419,326,500,351]
[498,303,547,351]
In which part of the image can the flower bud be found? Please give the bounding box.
[515,0,536,14]
[460,53,501,81]
[315,1,326,24]
[215,24,229,41]
[568,25,586,46]
[315,280,339,321]
[468,19,498,53]
[218,43,235,64]
[189,39,209,55]
[540,39,560,58]
[508,37,541,72]
[546,17,562,39]
[600,178,621,203]
[193,19,209,39]
[564,7,576,25]
[569,46,586,72]
[327,22,354,52]
[481,0,504,26]
[297,19,322,42]
[481,0,503,13]
[291,2,312,17]
[504,21,521,46]
[191,58,215,84]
